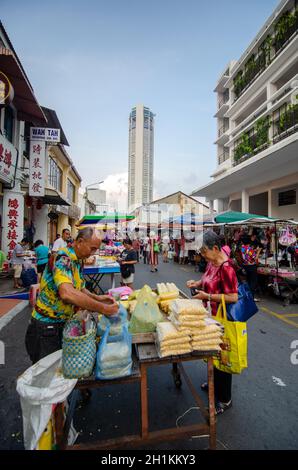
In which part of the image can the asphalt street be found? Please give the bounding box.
[0,258,297,450]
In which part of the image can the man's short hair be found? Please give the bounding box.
[21,238,29,244]
[62,228,70,234]
[76,227,103,241]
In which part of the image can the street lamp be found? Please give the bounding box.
[84,181,104,215]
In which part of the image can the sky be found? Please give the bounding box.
[1,0,280,210]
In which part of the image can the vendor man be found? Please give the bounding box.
[25,227,118,364]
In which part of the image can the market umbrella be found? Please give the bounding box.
[215,211,274,224]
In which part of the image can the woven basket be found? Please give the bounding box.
[62,320,96,379]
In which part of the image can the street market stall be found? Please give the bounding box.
[83,260,121,294]
[205,215,298,305]
[54,345,217,450]
[77,213,134,293]
[18,284,221,450]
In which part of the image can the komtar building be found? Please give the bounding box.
[193,0,298,219]
[128,104,154,211]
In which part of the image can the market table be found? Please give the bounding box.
[257,267,298,305]
[83,264,121,294]
[54,343,217,451]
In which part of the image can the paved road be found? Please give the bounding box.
[0,259,297,450]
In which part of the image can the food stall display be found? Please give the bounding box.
[18,282,220,451]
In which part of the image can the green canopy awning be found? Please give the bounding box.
[78,213,135,226]
[215,211,274,224]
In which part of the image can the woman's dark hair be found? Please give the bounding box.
[124,238,132,246]
[34,240,44,248]
[218,234,226,248]
[242,236,251,245]
[202,231,221,250]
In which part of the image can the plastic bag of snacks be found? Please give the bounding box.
[129,285,164,333]
[96,325,132,380]
[97,304,128,338]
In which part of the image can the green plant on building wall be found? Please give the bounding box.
[234,132,252,161]
[233,71,243,98]
[274,9,298,47]
[260,35,272,65]
[279,102,298,131]
[234,116,271,162]
[255,116,271,147]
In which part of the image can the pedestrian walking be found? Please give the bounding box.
[161,238,169,263]
[51,228,71,252]
[132,238,140,262]
[118,239,138,289]
[149,235,159,272]
[33,240,49,281]
[186,231,238,415]
[11,238,29,289]
[240,233,262,301]
[143,237,150,264]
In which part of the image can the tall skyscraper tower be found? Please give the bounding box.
[128,104,155,210]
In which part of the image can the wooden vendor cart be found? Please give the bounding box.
[54,340,218,451]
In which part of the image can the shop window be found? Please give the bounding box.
[278,189,296,206]
[48,157,62,191]
[4,106,14,143]
[67,178,75,203]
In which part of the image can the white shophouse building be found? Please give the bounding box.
[192,0,298,220]
[128,104,155,211]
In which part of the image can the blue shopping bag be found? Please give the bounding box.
[226,282,258,322]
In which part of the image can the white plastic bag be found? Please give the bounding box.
[16,350,77,450]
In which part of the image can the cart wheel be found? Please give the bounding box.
[171,364,182,388]
[283,298,290,307]
[174,377,182,388]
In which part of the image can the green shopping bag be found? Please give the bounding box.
[213,295,248,374]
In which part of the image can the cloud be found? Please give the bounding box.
[101,172,128,212]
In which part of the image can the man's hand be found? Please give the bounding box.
[97,294,114,303]
[102,303,119,316]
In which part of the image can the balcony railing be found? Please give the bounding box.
[233,131,270,166]
[273,103,298,144]
[233,104,298,166]
[233,9,298,102]
[218,151,230,165]
[218,124,229,138]
[218,95,229,109]
[274,11,298,54]
[234,52,266,99]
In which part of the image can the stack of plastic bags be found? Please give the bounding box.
[191,317,223,352]
[156,322,191,358]
[169,299,208,334]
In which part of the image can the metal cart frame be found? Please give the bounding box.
[54,349,217,451]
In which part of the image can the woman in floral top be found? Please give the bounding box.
[186,231,238,415]
[240,234,262,301]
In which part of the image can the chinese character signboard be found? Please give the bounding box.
[0,134,18,185]
[29,140,46,197]
[30,127,60,143]
[2,191,24,259]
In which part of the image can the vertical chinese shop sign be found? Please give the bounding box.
[2,191,24,259]
[29,140,46,197]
